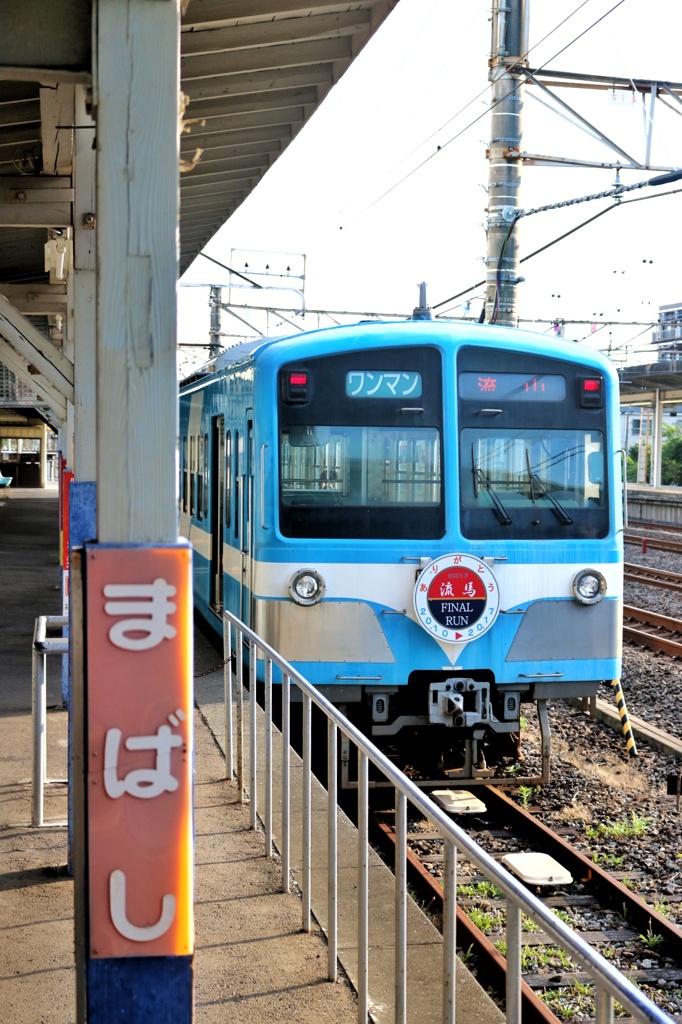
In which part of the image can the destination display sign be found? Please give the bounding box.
[459,372,566,402]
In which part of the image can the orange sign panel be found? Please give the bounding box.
[85,545,194,958]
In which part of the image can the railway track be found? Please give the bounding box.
[628,519,682,536]
[372,786,682,1024]
[623,605,682,657]
[625,532,682,555]
[624,562,682,593]
[621,557,682,655]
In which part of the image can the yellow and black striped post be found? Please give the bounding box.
[611,679,638,758]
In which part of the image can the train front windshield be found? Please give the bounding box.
[461,427,605,525]
[282,426,441,500]
[279,426,443,539]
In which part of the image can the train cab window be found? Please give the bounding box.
[279,425,443,539]
[460,427,607,540]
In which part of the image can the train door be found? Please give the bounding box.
[235,417,254,625]
[210,414,224,612]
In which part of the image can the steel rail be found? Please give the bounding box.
[625,532,682,554]
[624,562,682,592]
[623,605,682,657]
[484,788,682,963]
[628,519,682,536]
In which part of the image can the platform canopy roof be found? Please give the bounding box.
[0,0,397,430]
[618,358,682,405]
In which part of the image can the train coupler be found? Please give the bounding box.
[429,678,491,728]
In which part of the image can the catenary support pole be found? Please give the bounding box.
[484,0,528,326]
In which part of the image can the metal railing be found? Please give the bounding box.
[222,609,674,1024]
[31,614,68,827]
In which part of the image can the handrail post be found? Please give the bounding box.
[264,656,273,858]
[31,618,45,827]
[395,789,407,1024]
[327,720,338,982]
[31,615,69,827]
[358,749,369,1024]
[281,672,290,893]
[41,649,48,782]
[302,691,312,932]
[223,614,234,780]
[442,838,457,1024]
[249,639,258,830]
[236,626,244,802]
[596,986,614,1024]
[506,900,522,1024]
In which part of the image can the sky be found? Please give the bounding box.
[177,0,682,376]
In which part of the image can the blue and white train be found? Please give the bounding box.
[179,313,623,781]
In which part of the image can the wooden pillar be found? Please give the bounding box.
[72,84,97,482]
[95,0,180,544]
[73,4,192,1023]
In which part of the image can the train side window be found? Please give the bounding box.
[234,430,239,541]
[225,430,232,528]
[181,435,187,512]
[197,435,204,520]
[189,435,196,516]
[202,432,209,520]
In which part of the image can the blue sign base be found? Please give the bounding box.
[87,956,194,1022]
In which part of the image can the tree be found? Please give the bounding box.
[661,424,682,485]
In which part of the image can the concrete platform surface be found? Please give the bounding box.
[0,490,504,1024]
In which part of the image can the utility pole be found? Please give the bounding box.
[484,0,529,326]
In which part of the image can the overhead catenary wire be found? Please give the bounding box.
[487,174,682,322]
[434,204,617,314]
[188,184,680,351]
[434,182,682,319]
[375,0,598,180]
[339,0,627,227]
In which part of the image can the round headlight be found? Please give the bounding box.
[288,568,326,606]
[571,568,606,605]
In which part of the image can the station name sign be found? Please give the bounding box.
[85,544,194,958]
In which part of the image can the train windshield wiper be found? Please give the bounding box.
[525,449,573,525]
[471,449,512,525]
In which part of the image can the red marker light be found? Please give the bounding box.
[283,368,310,403]
[579,376,603,408]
